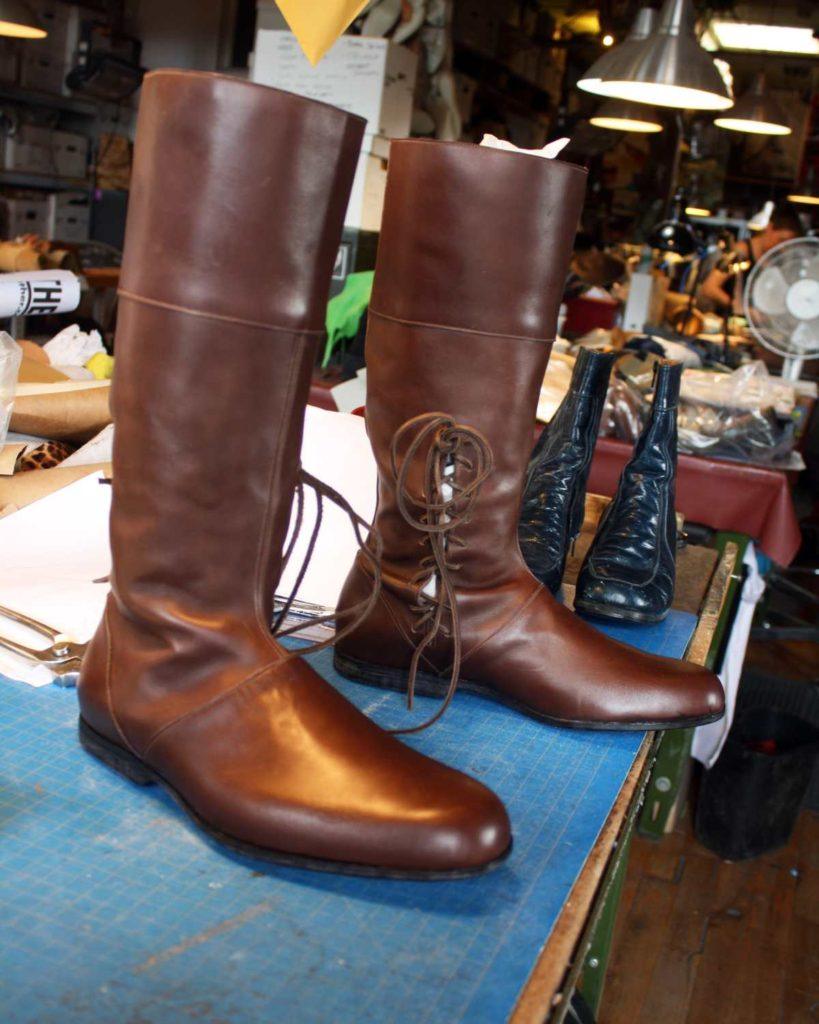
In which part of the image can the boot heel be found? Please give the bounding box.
[78,718,157,787]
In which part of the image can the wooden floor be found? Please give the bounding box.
[599,810,819,1024]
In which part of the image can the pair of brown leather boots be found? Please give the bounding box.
[78,71,724,879]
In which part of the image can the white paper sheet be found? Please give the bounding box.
[0,472,111,684]
[277,406,376,610]
[0,408,377,684]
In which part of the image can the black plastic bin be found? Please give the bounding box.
[695,705,819,860]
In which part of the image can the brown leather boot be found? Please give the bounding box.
[334,140,724,731]
[78,73,510,877]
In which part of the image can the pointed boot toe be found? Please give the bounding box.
[575,571,668,623]
[140,662,511,877]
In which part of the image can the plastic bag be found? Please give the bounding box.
[677,361,797,465]
[599,376,648,444]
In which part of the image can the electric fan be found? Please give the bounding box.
[744,237,819,382]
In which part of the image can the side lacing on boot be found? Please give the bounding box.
[272,468,384,658]
[389,413,493,734]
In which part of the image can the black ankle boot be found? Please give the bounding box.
[518,347,616,594]
[574,360,682,623]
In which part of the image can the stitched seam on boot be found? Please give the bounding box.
[103,609,139,756]
[369,307,554,346]
[119,290,326,337]
[458,579,544,670]
[140,659,281,760]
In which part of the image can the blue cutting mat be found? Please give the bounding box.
[0,612,696,1024]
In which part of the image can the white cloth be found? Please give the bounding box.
[43,323,105,369]
[691,542,766,768]
[480,134,570,159]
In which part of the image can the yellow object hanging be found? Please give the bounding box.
[275,0,371,65]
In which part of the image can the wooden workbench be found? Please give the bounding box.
[0,501,738,1024]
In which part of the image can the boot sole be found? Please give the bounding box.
[78,717,511,880]
[573,598,669,625]
[334,652,723,732]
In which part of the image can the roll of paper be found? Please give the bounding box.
[0,271,81,317]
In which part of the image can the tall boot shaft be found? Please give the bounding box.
[519,347,616,593]
[79,74,511,875]
[366,141,587,588]
[112,71,363,629]
[337,144,724,731]
[93,71,365,749]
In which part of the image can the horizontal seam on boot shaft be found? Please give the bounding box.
[118,290,326,336]
[140,657,283,760]
[368,307,554,345]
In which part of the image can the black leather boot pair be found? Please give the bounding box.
[520,352,683,623]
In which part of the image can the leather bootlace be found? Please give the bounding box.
[273,468,383,658]
[390,413,493,733]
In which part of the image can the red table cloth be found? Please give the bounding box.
[588,437,800,566]
[308,385,801,566]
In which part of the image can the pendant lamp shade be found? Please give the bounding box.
[0,0,45,38]
[788,171,819,206]
[648,190,699,257]
[589,100,663,133]
[714,73,791,135]
[578,0,733,111]
[578,7,656,95]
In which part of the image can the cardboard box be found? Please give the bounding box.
[251,31,417,140]
[1,195,50,238]
[19,47,67,94]
[51,129,88,179]
[453,0,509,57]
[47,190,90,242]
[2,125,52,175]
[344,141,388,232]
[0,39,19,84]
[28,0,71,50]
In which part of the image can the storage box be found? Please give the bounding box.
[0,195,50,238]
[0,39,19,84]
[453,0,509,57]
[28,0,71,53]
[2,125,52,175]
[344,142,388,232]
[19,47,67,94]
[47,190,90,242]
[251,31,417,140]
[51,129,88,179]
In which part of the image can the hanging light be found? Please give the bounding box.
[578,0,733,111]
[685,206,711,217]
[589,99,663,133]
[748,200,774,229]
[648,190,699,256]
[714,73,791,136]
[578,6,656,97]
[787,168,819,206]
[0,0,45,39]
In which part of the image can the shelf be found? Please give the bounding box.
[0,170,91,191]
[0,83,99,118]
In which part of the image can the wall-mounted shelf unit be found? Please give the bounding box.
[0,169,90,191]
